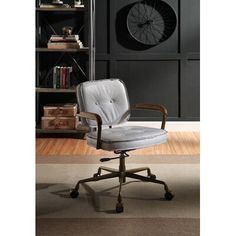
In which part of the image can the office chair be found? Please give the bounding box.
[70,79,174,213]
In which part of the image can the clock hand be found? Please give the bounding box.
[138,19,154,28]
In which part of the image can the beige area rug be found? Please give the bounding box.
[37,218,199,236]
[36,155,200,236]
[37,154,200,164]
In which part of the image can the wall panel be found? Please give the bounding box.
[95,61,109,79]
[181,0,200,52]
[181,60,200,118]
[117,61,179,119]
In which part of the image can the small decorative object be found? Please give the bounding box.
[52,0,64,5]
[62,26,73,38]
[127,0,177,46]
[74,0,84,8]
[74,0,81,5]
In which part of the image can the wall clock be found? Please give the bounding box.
[127,0,177,46]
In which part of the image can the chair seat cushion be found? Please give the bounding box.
[87,126,167,151]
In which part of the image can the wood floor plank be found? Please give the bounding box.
[36,132,200,156]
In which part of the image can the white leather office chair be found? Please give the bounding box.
[70,79,174,213]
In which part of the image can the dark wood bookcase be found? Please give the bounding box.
[35,0,95,136]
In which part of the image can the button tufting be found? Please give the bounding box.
[110,100,113,103]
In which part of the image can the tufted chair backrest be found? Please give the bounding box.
[76,79,130,126]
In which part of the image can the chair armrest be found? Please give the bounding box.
[131,103,168,129]
[78,112,102,149]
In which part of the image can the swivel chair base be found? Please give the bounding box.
[70,152,174,213]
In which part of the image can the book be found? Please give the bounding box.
[50,35,79,42]
[48,42,83,49]
[50,38,78,43]
[65,67,72,88]
[60,67,63,89]
[53,66,57,89]
[63,67,66,89]
[56,67,60,88]
[65,68,68,89]
[39,4,70,8]
[51,35,79,39]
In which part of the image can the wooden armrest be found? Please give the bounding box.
[131,103,168,129]
[78,112,102,149]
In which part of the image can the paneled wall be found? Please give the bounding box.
[95,0,200,121]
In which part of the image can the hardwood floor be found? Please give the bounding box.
[36,132,200,156]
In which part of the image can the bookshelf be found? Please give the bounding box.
[36,0,95,136]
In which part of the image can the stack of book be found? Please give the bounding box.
[48,35,83,49]
[53,66,72,89]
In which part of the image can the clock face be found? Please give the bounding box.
[127,1,177,46]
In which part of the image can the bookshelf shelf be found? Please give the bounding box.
[36,7,86,12]
[36,88,76,93]
[36,47,89,52]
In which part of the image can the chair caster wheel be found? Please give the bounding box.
[116,203,124,213]
[93,173,99,178]
[165,191,174,201]
[70,189,79,198]
[150,174,156,180]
